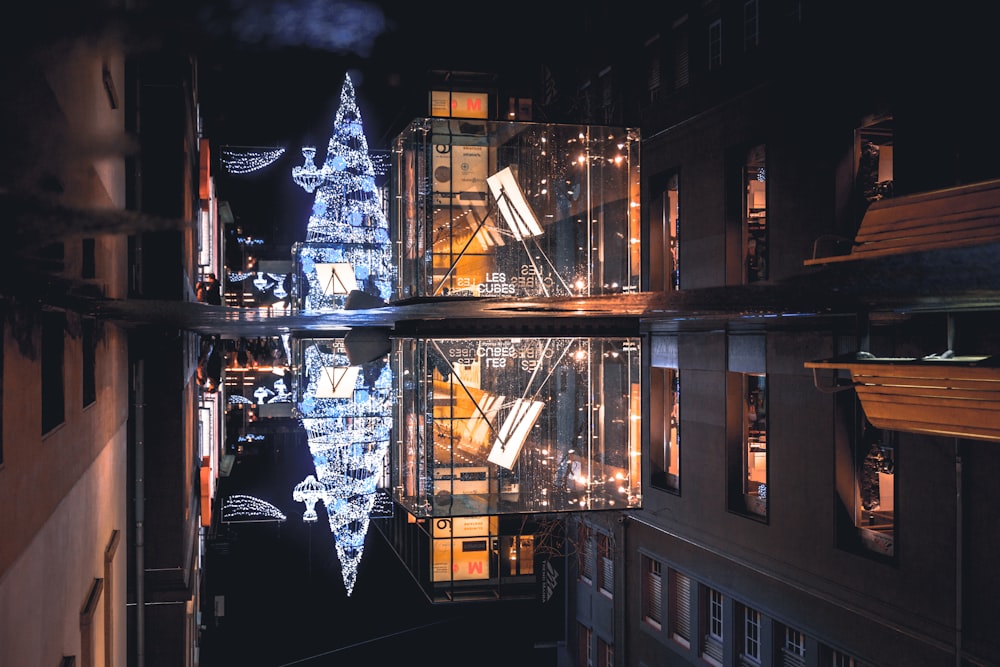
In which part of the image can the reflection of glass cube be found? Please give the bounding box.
[392,336,643,518]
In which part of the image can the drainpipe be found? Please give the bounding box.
[954,437,962,667]
[134,359,145,667]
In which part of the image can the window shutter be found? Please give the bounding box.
[671,570,692,642]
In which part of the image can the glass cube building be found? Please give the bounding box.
[391,118,641,300]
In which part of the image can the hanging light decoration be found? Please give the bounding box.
[221,494,287,522]
[221,147,287,174]
[292,474,329,522]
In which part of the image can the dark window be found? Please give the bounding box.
[0,320,4,465]
[82,318,96,407]
[644,35,663,103]
[42,312,65,433]
[743,0,759,51]
[82,238,96,279]
[673,18,690,89]
[38,242,65,273]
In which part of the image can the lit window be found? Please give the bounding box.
[855,425,896,557]
[651,367,680,492]
[642,556,663,628]
[730,371,768,518]
[649,172,681,291]
[744,373,768,516]
[744,144,767,283]
[854,115,894,227]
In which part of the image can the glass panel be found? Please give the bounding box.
[393,336,642,517]
[392,119,640,300]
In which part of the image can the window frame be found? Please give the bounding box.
[597,532,613,598]
[650,365,681,493]
[702,586,725,666]
[727,370,769,520]
[708,18,723,70]
[743,605,761,663]
[579,521,595,583]
[743,0,760,51]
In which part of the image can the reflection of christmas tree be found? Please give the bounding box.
[293,341,394,596]
[293,73,394,311]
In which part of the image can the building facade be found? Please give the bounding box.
[0,5,211,665]
[563,3,1000,667]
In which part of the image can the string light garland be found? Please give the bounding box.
[222,494,287,522]
[221,147,287,174]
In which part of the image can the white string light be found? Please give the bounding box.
[222,494,287,522]
[292,73,395,311]
[221,147,287,174]
[294,341,395,595]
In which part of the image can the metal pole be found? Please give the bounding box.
[134,359,146,667]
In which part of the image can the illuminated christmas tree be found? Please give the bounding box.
[293,340,393,596]
[292,73,394,311]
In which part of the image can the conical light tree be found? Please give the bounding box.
[293,340,393,596]
[292,73,394,311]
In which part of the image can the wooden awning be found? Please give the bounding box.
[805,355,1000,441]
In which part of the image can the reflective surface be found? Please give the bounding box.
[393,336,642,517]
